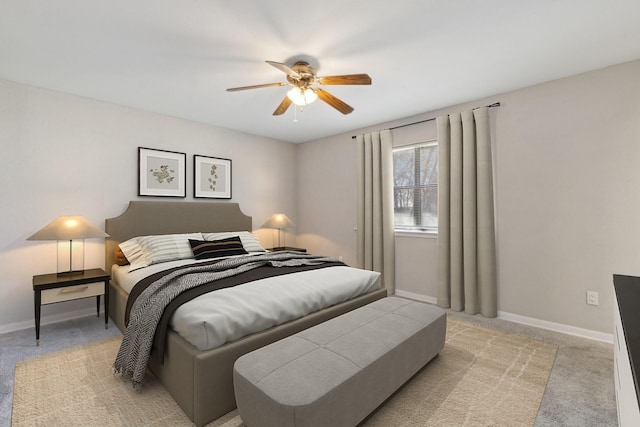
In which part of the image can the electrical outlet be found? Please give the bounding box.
[586,291,599,306]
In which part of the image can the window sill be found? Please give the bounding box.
[394,230,437,239]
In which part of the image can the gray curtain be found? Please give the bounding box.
[356,130,395,294]
[437,107,497,317]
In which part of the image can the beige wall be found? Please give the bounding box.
[298,58,640,336]
[0,80,297,331]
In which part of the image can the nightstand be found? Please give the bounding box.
[268,246,307,253]
[32,267,110,345]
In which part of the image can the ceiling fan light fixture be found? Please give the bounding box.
[227,60,370,115]
[287,87,317,106]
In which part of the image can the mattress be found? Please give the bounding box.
[112,256,382,351]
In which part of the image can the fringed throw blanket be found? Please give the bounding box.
[113,252,343,389]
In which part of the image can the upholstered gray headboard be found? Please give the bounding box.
[105,201,252,269]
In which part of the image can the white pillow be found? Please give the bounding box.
[202,231,267,253]
[120,233,203,271]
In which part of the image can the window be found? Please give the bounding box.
[393,141,438,232]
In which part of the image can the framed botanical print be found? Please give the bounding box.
[138,147,186,197]
[193,155,232,199]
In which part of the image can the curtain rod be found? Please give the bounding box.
[351,102,500,139]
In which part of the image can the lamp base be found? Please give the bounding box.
[57,240,86,276]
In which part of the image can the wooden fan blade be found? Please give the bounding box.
[266,61,300,78]
[316,88,354,115]
[226,82,286,92]
[318,74,372,85]
[273,96,292,116]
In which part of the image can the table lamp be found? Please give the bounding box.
[261,213,295,250]
[27,215,109,276]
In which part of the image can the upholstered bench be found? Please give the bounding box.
[233,297,446,427]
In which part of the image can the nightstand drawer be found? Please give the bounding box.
[41,282,104,304]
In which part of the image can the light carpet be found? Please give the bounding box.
[12,317,558,426]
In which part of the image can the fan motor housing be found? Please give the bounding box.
[287,61,317,88]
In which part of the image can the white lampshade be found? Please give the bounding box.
[28,216,109,275]
[287,87,318,106]
[261,213,295,229]
[262,213,295,248]
[27,216,109,241]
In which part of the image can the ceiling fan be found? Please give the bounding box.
[226,60,372,116]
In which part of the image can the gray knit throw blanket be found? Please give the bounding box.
[113,251,340,389]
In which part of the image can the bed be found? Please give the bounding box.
[105,201,387,426]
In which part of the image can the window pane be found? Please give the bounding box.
[393,148,415,187]
[419,146,438,185]
[420,186,438,228]
[394,188,415,226]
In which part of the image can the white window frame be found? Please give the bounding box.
[392,139,438,234]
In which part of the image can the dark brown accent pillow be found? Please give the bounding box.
[189,237,248,260]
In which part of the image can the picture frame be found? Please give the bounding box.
[193,155,232,199]
[138,147,186,197]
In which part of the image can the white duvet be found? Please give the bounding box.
[112,256,381,351]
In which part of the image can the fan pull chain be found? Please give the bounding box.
[293,105,306,122]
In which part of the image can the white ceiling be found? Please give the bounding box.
[1,1,639,143]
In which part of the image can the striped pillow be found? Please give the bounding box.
[121,233,203,270]
[202,231,267,253]
[189,237,248,260]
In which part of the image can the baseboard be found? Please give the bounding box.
[0,307,103,335]
[394,289,613,344]
[497,311,613,344]
[394,289,438,305]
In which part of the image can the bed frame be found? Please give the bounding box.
[105,201,387,426]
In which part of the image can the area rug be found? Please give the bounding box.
[12,317,558,426]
